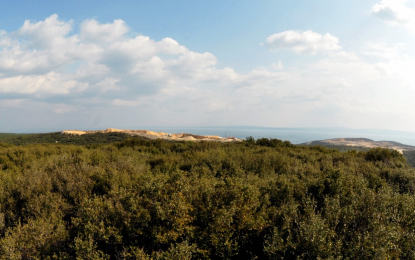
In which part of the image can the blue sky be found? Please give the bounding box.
[0,0,415,132]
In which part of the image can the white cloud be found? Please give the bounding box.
[0,30,12,48]
[208,102,234,112]
[265,30,342,55]
[361,43,404,60]
[272,61,284,70]
[1,15,415,132]
[0,14,237,99]
[94,77,121,92]
[361,43,415,83]
[16,14,73,49]
[80,19,128,42]
[372,0,415,30]
[0,72,88,95]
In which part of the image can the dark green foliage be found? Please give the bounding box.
[302,141,415,168]
[365,147,405,165]
[0,133,19,139]
[302,141,371,153]
[0,132,133,146]
[256,138,294,148]
[403,150,415,167]
[0,138,415,258]
[244,136,255,143]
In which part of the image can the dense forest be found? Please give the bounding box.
[1,135,415,259]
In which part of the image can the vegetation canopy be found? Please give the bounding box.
[0,136,415,259]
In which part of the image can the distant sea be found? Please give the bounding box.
[145,126,415,146]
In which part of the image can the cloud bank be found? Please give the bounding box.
[0,15,414,132]
[372,0,415,31]
[265,30,342,55]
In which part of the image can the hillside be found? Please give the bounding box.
[302,138,415,153]
[302,138,415,167]
[0,129,242,146]
[61,128,242,142]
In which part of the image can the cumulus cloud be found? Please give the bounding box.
[265,30,342,55]
[372,0,415,30]
[0,14,238,100]
[16,14,73,49]
[0,30,12,47]
[1,14,415,132]
[80,19,128,42]
[0,72,88,96]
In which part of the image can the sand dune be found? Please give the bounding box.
[61,128,241,143]
[303,138,415,154]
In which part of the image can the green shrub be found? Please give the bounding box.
[0,140,414,258]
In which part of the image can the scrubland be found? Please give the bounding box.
[0,137,415,259]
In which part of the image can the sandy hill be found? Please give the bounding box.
[61,128,241,143]
[303,138,415,153]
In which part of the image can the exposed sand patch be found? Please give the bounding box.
[179,136,197,141]
[61,130,87,135]
[61,128,242,143]
[304,138,415,154]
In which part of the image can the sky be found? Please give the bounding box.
[0,0,415,132]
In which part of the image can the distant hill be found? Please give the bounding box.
[302,138,415,152]
[60,128,241,142]
[0,128,242,146]
[302,138,415,167]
